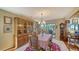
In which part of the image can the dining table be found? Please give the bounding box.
[38,33,52,50]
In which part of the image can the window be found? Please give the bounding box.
[40,23,56,38]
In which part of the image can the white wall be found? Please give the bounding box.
[0,10,16,50]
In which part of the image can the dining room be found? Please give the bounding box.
[0,7,79,51]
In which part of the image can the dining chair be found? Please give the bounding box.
[29,32,38,50]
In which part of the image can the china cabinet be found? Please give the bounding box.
[66,11,79,50]
[14,17,33,48]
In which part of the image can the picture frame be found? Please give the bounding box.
[4,16,12,24]
[4,24,12,33]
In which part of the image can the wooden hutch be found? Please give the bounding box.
[65,11,79,50]
[14,17,33,48]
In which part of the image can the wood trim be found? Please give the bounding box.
[70,11,79,18]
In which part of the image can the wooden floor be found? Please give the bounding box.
[64,41,79,51]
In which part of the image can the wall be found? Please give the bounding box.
[0,10,16,50]
[0,9,32,50]
[46,18,65,40]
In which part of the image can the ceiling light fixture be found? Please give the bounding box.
[39,12,46,24]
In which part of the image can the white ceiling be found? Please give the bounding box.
[0,7,77,21]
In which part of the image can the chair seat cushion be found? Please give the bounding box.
[51,42,61,51]
[24,47,33,51]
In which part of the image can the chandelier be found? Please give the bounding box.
[38,12,46,24]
